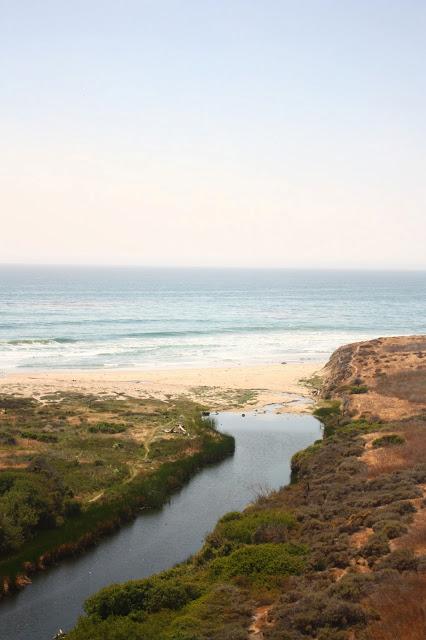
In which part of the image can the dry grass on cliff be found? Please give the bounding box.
[375,367,426,404]
[391,492,426,556]
[321,336,426,422]
[362,423,426,478]
[364,571,426,640]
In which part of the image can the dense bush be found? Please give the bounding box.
[219,511,241,523]
[392,500,416,516]
[85,575,200,619]
[211,542,307,579]
[313,402,340,419]
[274,594,368,636]
[376,549,419,572]
[349,385,369,394]
[291,442,323,476]
[0,432,17,445]
[361,534,390,564]
[20,430,58,443]
[0,395,35,410]
[372,519,407,539]
[0,469,68,554]
[88,423,127,434]
[216,509,295,544]
[66,616,145,640]
[372,434,405,448]
[149,438,188,460]
[328,572,374,601]
[63,500,82,518]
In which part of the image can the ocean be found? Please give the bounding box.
[0,266,425,371]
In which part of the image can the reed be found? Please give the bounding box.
[0,430,235,593]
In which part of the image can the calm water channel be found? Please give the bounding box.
[0,406,322,640]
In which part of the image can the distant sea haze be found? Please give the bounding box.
[0,266,425,371]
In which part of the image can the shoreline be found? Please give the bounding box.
[0,361,324,413]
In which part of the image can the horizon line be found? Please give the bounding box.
[1,263,426,273]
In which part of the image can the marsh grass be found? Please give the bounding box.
[0,394,235,586]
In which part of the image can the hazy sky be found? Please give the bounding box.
[2,1,426,268]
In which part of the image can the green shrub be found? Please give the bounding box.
[286,595,368,634]
[376,549,419,572]
[67,616,145,640]
[149,438,188,459]
[372,434,405,448]
[211,542,307,579]
[20,430,58,443]
[372,519,407,540]
[392,501,416,516]
[349,385,368,394]
[0,470,68,553]
[219,511,242,523]
[0,432,17,445]
[88,423,127,434]
[85,575,200,619]
[322,599,368,628]
[0,395,34,410]
[291,441,323,477]
[313,402,340,419]
[362,534,390,563]
[216,509,295,544]
[329,573,373,601]
[64,500,82,518]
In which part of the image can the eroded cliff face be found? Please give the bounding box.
[320,335,426,422]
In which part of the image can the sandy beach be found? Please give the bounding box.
[0,362,323,412]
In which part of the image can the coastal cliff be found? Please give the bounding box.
[67,336,426,640]
[320,335,426,422]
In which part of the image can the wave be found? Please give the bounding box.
[4,338,77,345]
[118,325,370,339]
[0,325,381,348]
[4,318,199,328]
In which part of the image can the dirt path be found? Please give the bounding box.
[249,605,273,638]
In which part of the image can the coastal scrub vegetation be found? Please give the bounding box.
[349,384,369,394]
[299,374,323,392]
[67,407,426,639]
[372,434,405,448]
[67,337,426,639]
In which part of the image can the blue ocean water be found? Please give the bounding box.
[0,266,425,371]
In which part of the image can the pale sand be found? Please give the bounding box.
[0,362,324,412]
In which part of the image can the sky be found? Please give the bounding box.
[1,1,426,269]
